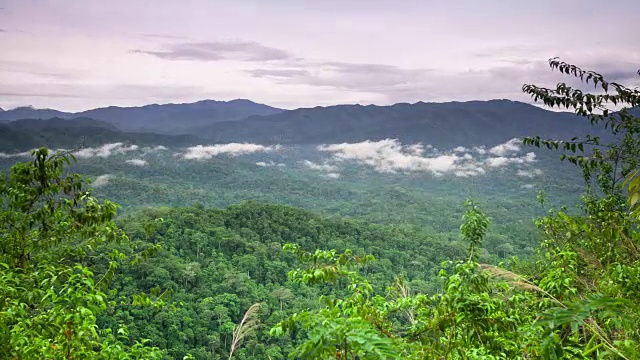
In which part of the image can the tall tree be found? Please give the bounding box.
[0,148,161,359]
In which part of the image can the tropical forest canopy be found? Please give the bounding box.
[1,59,639,359]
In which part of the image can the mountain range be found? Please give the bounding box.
[0,99,283,134]
[0,98,616,152]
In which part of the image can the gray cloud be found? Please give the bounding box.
[248,60,430,93]
[244,52,639,105]
[0,83,214,110]
[0,60,77,80]
[132,41,292,62]
[1,1,638,110]
[587,60,640,85]
[0,91,85,99]
[473,45,534,59]
[138,33,189,40]
[243,55,553,104]
[245,68,311,78]
[136,40,441,100]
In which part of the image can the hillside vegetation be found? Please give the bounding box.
[0,60,639,359]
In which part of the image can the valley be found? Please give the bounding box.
[2,2,639,358]
[0,98,597,358]
[0,68,637,360]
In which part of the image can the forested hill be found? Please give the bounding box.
[2,77,640,358]
[0,117,204,152]
[0,99,284,134]
[102,202,472,359]
[1,99,610,151]
[193,99,602,147]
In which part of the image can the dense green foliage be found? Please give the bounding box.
[0,117,200,152]
[102,201,485,359]
[0,149,162,359]
[1,59,638,359]
[268,59,640,359]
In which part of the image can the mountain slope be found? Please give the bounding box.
[196,100,603,147]
[1,99,619,150]
[76,99,283,133]
[0,106,72,121]
[0,117,203,152]
[0,100,284,134]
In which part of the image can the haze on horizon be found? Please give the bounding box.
[0,0,639,112]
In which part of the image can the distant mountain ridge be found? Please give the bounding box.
[0,106,70,121]
[0,99,619,151]
[194,99,606,148]
[0,99,284,134]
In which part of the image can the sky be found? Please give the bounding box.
[0,0,639,112]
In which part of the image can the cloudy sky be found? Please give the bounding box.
[1,0,638,111]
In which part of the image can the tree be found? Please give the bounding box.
[270,59,640,359]
[522,58,640,197]
[520,58,640,358]
[271,287,293,311]
[0,148,161,359]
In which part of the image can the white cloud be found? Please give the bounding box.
[318,139,465,175]
[453,163,486,177]
[0,150,31,158]
[125,159,147,166]
[454,170,476,178]
[142,145,168,153]
[520,184,535,189]
[92,174,113,187]
[302,160,339,172]
[473,146,487,155]
[316,138,539,177]
[324,173,341,179]
[407,144,426,156]
[256,161,276,167]
[517,168,543,178]
[485,157,510,167]
[485,152,536,167]
[1,144,149,161]
[488,138,521,156]
[74,143,139,158]
[179,143,281,160]
[524,152,536,162]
